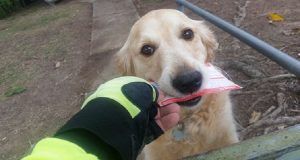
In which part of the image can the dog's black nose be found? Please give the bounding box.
[172,70,202,94]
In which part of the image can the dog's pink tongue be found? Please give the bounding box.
[153,64,241,107]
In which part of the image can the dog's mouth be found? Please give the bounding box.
[150,80,203,107]
[177,96,202,107]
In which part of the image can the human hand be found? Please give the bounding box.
[154,90,180,131]
[57,76,180,160]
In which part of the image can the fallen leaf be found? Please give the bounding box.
[267,13,284,22]
[277,125,285,130]
[268,20,273,24]
[55,61,61,69]
[249,111,262,124]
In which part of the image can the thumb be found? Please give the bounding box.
[155,103,180,131]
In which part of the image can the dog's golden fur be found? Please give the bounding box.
[116,9,238,160]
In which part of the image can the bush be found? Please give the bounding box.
[0,0,29,19]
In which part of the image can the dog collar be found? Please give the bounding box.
[172,123,186,141]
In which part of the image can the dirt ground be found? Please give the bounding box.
[0,0,299,160]
[0,1,95,159]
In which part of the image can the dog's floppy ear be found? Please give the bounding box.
[115,45,135,75]
[195,21,218,63]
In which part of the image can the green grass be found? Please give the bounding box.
[0,0,25,19]
[0,5,70,39]
[0,2,75,101]
[0,64,27,100]
[0,64,22,86]
[10,11,69,32]
[4,85,26,97]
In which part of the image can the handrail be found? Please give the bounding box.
[176,0,300,77]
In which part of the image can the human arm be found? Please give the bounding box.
[22,76,180,160]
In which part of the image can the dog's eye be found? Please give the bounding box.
[141,45,155,56]
[182,29,194,40]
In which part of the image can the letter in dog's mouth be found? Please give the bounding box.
[150,81,203,108]
[151,83,203,108]
[154,64,242,107]
[160,93,203,108]
[177,96,202,107]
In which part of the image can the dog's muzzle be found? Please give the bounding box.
[172,70,203,106]
[172,70,202,94]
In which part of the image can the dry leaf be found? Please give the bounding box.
[267,13,284,22]
[249,111,262,124]
[277,125,285,130]
[55,61,61,69]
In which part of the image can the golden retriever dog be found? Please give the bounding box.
[116,9,238,160]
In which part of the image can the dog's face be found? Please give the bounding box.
[116,9,218,108]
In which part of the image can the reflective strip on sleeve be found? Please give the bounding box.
[81,76,156,118]
[22,138,98,160]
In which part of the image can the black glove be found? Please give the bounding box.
[55,76,163,160]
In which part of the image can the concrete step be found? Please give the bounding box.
[91,0,139,55]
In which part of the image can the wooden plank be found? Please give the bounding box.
[185,125,300,160]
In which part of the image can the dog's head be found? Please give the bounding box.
[116,9,218,108]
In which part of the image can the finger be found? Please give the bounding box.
[154,106,161,119]
[155,120,163,131]
[159,103,180,117]
[157,89,166,102]
[159,113,180,130]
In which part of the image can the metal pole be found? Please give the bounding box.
[176,0,300,77]
[178,4,185,12]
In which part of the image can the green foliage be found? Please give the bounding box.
[0,0,26,19]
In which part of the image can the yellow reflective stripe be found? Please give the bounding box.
[152,86,156,102]
[82,76,156,118]
[22,138,98,160]
[86,89,141,118]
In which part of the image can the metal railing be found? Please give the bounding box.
[176,0,300,77]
